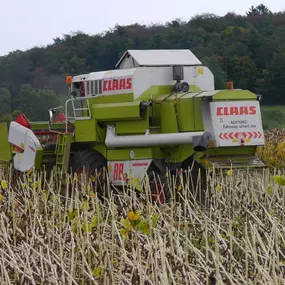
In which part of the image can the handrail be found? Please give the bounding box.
[64,96,92,132]
[48,96,92,134]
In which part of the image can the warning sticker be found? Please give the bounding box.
[210,101,265,147]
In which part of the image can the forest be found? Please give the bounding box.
[0,4,285,126]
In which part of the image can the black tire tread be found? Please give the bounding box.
[69,149,106,175]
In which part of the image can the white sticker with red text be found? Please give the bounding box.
[210,101,265,147]
[102,77,132,95]
[107,159,152,186]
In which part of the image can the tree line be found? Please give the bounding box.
[0,4,285,121]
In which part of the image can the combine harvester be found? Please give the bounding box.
[0,49,266,202]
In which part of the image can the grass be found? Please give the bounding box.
[260,105,285,130]
[0,164,285,284]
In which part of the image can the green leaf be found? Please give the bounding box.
[274,175,285,186]
[90,216,98,228]
[1,180,7,189]
[82,221,88,233]
[151,213,159,228]
[135,184,143,192]
[120,228,129,239]
[120,218,132,230]
[81,200,89,211]
[68,209,76,222]
[136,220,150,235]
[92,266,105,278]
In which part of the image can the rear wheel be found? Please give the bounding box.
[147,165,171,204]
[69,149,107,198]
[180,155,208,206]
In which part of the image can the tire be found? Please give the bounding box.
[69,149,107,197]
[147,164,171,204]
[180,155,208,206]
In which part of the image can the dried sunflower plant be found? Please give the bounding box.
[0,158,284,284]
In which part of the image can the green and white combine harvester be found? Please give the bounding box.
[0,49,266,202]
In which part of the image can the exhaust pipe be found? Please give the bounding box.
[105,125,205,148]
[193,132,213,152]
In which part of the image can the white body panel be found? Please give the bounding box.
[107,159,152,186]
[72,66,214,99]
[116,49,202,68]
[202,101,264,147]
[71,48,214,98]
[8,122,42,172]
[105,126,204,148]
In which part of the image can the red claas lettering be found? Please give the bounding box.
[103,78,132,92]
[216,106,256,116]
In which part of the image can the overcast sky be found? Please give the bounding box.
[0,0,283,56]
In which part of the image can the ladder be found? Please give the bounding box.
[71,97,91,120]
[55,133,73,172]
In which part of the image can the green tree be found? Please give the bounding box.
[231,56,257,90]
[263,51,285,104]
[0,88,12,115]
[15,85,60,120]
[201,56,227,89]
[247,4,272,16]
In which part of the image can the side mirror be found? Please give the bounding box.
[48,109,55,126]
[70,90,77,97]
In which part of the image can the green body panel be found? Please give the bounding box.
[192,96,204,130]
[176,93,196,131]
[162,144,195,164]
[0,123,12,162]
[93,144,107,158]
[107,148,153,161]
[107,146,164,161]
[30,121,66,131]
[75,119,97,142]
[92,101,142,121]
[116,108,150,135]
[135,86,173,101]
[189,85,202,93]
[207,146,256,157]
[116,119,148,135]
[89,93,133,104]
[212,90,256,100]
[161,101,179,133]
[34,149,43,170]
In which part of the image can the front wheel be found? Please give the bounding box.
[69,149,108,197]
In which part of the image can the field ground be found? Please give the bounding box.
[0,164,285,284]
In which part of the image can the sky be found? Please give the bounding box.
[0,0,284,56]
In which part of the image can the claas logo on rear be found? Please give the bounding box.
[216,106,256,116]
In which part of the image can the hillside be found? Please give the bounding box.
[0,4,285,123]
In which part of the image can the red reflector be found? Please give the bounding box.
[15,114,31,129]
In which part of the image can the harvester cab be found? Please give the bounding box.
[0,49,266,201]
